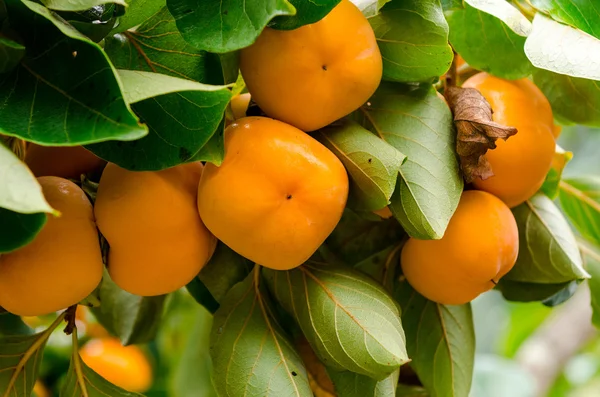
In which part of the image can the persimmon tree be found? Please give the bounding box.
[1,0,600,396]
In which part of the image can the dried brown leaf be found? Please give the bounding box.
[444,86,518,183]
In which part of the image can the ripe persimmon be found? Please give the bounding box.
[401,190,518,305]
[80,338,152,393]
[229,93,251,121]
[462,73,556,207]
[0,177,103,316]
[240,0,382,131]
[197,117,349,270]
[94,162,216,296]
[25,144,106,179]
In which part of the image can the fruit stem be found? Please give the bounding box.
[63,305,78,335]
[445,49,459,89]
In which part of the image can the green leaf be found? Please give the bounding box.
[505,193,589,284]
[263,262,408,379]
[61,329,145,396]
[0,208,46,253]
[105,7,230,84]
[464,0,531,36]
[356,83,463,239]
[0,36,25,73]
[496,279,572,302]
[0,314,64,397]
[530,0,600,40]
[524,14,600,80]
[112,0,165,33]
[41,0,125,12]
[87,70,231,170]
[327,369,399,397]
[351,0,390,18]
[541,145,572,199]
[91,269,166,345]
[316,120,405,211]
[354,244,402,292]
[396,384,430,396]
[533,69,600,127]
[188,241,254,310]
[446,3,534,79]
[0,0,146,145]
[271,0,340,30]
[326,209,406,265]
[394,280,475,397]
[0,313,33,336]
[0,142,55,215]
[582,243,600,328]
[368,0,453,83]
[210,271,312,397]
[167,0,296,53]
[541,280,579,307]
[559,176,600,246]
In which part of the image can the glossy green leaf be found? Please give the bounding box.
[530,0,600,40]
[105,7,230,84]
[505,193,589,284]
[112,0,165,33]
[210,271,312,397]
[91,269,166,345]
[61,329,145,396]
[496,279,572,302]
[356,83,463,239]
[0,313,33,336]
[326,209,406,265]
[0,36,25,73]
[263,262,408,379]
[351,0,390,18]
[541,145,572,199]
[559,176,600,246]
[190,242,254,308]
[327,369,399,397]
[0,208,46,253]
[0,314,64,397]
[167,0,296,53]
[368,0,453,83]
[317,121,405,211]
[446,3,534,79]
[0,0,146,145]
[87,70,231,170]
[0,142,55,215]
[464,0,531,36]
[582,243,600,328]
[533,70,600,127]
[66,7,118,43]
[525,14,600,80]
[41,0,125,12]
[541,280,579,307]
[271,0,340,30]
[394,280,475,397]
[396,384,430,396]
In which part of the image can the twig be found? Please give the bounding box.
[63,305,78,335]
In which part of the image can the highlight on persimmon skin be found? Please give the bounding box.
[0,177,103,316]
[197,116,349,271]
[400,190,519,305]
[94,162,216,297]
[462,73,556,208]
[240,0,382,132]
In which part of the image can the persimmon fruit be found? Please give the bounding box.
[80,338,153,393]
[94,162,216,296]
[25,144,106,179]
[462,73,556,207]
[197,117,349,270]
[240,0,382,131]
[401,190,519,305]
[0,177,103,316]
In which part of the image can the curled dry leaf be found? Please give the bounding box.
[444,86,518,183]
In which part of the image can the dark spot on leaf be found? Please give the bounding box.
[291,371,297,376]
[180,147,192,161]
[116,115,122,123]
[223,9,228,15]
[368,158,372,163]
[182,9,193,15]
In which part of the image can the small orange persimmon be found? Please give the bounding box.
[240,0,382,131]
[401,190,518,305]
[94,162,216,296]
[462,73,556,207]
[197,117,349,270]
[0,177,103,316]
[25,144,106,179]
[80,338,152,393]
